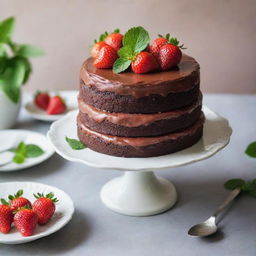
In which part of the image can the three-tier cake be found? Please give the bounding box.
[77,54,204,157]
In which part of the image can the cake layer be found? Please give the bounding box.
[77,113,205,157]
[79,83,200,114]
[80,54,200,98]
[78,94,202,137]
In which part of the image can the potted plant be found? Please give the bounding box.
[0,17,44,129]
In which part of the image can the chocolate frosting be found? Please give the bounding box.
[77,113,204,147]
[78,93,202,127]
[80,54,200,98]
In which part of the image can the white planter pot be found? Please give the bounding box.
[0,91,21,129]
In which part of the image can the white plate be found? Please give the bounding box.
[47,106,232,171]
[0,130,55,172]
[0,182,74,244]
[25,91,78,122]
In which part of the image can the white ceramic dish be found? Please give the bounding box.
[25,91,78,122]
[47,106,232,216]
[0,182,74,244]
[0,130,55,172]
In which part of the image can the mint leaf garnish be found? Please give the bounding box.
[113,58,131,74]
[25,144,44,158]
[224,178,256,198]
[16,142,26,155]
[245,142,256,158]
[12,142,26,164]
[224,179,245,190]
[123,26,149,53]
[113,26,150,74]
[65,136,86,150]
[13,153,25,164]
[3,141,45,164]
[117,46,134,59]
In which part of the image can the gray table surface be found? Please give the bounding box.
[0,93,255,256]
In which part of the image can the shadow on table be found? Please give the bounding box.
[0,154,66,179]
[1,209,91,254]
[15,118,50,131]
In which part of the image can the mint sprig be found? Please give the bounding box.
[8,142,45,164]
[65,136,86,150]
[224,178,256,197]
[113,26,149,74]
[245,142,256,158]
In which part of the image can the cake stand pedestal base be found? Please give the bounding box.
[100,171,177,216]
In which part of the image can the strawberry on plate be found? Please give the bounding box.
[14,207,38,237]
[34,91,50,110]
[105,29,123,51]
[131,51,159,74]
[0,204,13,234]
[47,96,66,115]
[94,44,118,69]
[3,189,32,211]
[32,192,58,225]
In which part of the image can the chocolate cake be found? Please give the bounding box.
[77,54,204,157]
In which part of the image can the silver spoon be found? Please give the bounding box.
[188,188,241,237]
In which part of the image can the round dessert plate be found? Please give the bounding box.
[0,130,55,172]
[25,91,78,122]
[0,182,74,244]
[47,106,232,171]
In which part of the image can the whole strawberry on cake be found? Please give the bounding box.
[77,26,204,157]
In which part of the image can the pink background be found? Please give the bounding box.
[2,0,256,93]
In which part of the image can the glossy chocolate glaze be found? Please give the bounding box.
[77,113,204,147]
[78,93,202,127]
[80,54,200,98]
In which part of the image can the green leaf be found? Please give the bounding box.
[1,198,9,205]
[0,58,26,103]
[0,17,15,43]
[17,44,45,57]
[13,153,25,164]
[0,43,8,57]
[16,142,26,155]
[123,26,149,53]
[12,142,26,164]
[16,189,23,197]
[117,46,134,59]
[247,179,256,197]
[8,195,14,201]
[0,56,8,73]
[113,58,131,74]
[65,136,86,150]
[25,144,44,158]
[245,142,256,158]
[224,179,245,190]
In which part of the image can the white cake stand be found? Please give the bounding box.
[47,106,232,216]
